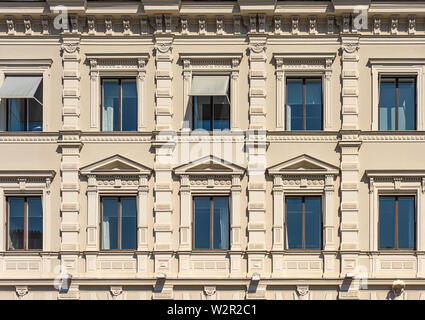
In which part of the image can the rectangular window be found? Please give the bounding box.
[285,196,322,250]
[379,77,416,130]
[7,196,43,250]
[193,96,230,131]
[101,79,137,132]
[379,196,415,250]
[193,196,229,250]
[101,197,137,250]
[5,81,43,132]
[286,78,322,131]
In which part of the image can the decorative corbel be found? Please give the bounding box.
[140,15,148,35]
[342,14,351,33]
[249,15,257,33]
[258,14,265,33]
[309,16,317,35]
[274,16,282,35]
[373,16,381,35]
[164,15,171,33]
[24,16,32,35]
[291,16,299,35]
[110,286,123,300]
[15,286,28,300]
[70,14,79,33]
[408,15,416,35]
[234,15,241,35]
[391,15,399,35]
[87,16,95,35]
[123,16,131,35]
[6,16,15,35]
[41,16,49,35]
[203,286,216,300]
[296,285,309,300]
[180,16,189,35]
[199,16,206,35]
[327,15,335,34]
[105,16,113,35]
[216,16,224,35]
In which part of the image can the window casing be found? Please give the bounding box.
[379,76,417,131]
[6,196,43,251]
[101,196,137,250]
[285,196,322,250]
[101,78,137,132]
[192,95,230,131]
[379,195,415,250]
[193,196,230,251]
[285,78,323,131]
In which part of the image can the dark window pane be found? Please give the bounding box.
[8,197,25,250]
[121,80,137,131]
[102,198,118,250]
[398,197,415,249]
[194,96,211,130]
[305,197,321,249]
[8,99,26,131]
[213,96,230,130]
[27,197,42,250]
[28,98,43,131]
[305,79,322,130]
[286,79,303,130]
[121,198,137,250]
[379,79,396,130]
[379,197,396,249]
[194,197,210,249]
[398,78,416,130]
[102,80,119,131]
[213,197,229,250]
[286,197,303,249]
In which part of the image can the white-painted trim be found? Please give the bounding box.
[369,59,425,131]
[273,53,336,131]
[86,54,149,132]
[0,59,52,132]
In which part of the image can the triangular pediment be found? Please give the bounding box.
[81,155,151,175]
[174,155,244,176]
[268,154,339,176]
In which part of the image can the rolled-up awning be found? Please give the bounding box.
[189,75,229,97]
[0,76,42,103]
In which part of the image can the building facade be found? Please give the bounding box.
[0,0,425,300]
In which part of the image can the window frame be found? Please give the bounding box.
[191,86,231,131]
[378,76,417,131]
[378,195,416,251]
[100,77,138,132]
[191,195,231,252]
[6,97,43,132]
[284,77,324,131]
[100,195,138,251]
[284,195,323,251]
[6,195,43,252]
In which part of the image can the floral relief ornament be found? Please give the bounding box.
[249,42,266,54]
[156,42,172,53]
[62,42,80,54]
[342,42,359,54]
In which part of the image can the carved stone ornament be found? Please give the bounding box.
[110,286,123,297]
[250,42,266,54]
[15,286,28,299]
[342,42,359,54]
[24,16,32,34]
[6,16,15,34]
[62,43,80,54]
[87,16,95,35]
[204,286,216,296]
[156,42,172,53]
[296,285,309,297]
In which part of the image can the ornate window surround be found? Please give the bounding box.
[0,170,55,251]
[80,155,151,254]
[174,155,244,252]
[365,170,425,252]
[369,58,425,131]
[267,155,339,252]
[273,53,336,131]
[86,53,150,132]
[179,53,243,131]
[0,59,52,132]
